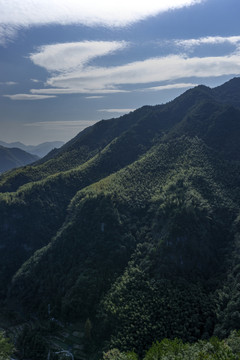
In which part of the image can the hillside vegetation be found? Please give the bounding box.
[1,78,240,358]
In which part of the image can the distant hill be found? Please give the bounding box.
[0,140,65,158]
[1,77,240,357]
[0,145,39,174]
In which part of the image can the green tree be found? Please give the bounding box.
[103,348,137,360]
[0,332,14,360]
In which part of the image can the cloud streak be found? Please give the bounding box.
[31,88,128,95]
[85,96,104,99]
[175,35,240,49]
[143,83,198,91]
[3,94,56,100]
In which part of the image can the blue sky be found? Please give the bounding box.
[0,0,240,145]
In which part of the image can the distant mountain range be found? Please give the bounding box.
[0,145,39,174]
[1,77,240,358]
[0,140,65,158]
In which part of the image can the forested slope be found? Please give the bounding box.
[1,78,240,357]
[8,136,240,351]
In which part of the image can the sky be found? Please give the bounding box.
[0,0,240,145]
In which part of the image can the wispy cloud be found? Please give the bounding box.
[0,0,204,44]
[8,36,240,99]
[143,83,198,91]
[85,96,104,99]
[175,35,240,49]
[31,88,128,95]
[0,24,17,45]
[30,41,129,72]
[30,53,240,95]
[98,108,135,113]
[3,94,56,100]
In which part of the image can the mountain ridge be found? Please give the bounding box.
[1,77,240,358]
[0,140,65,158]
[1,80,239,193]
[0,145,39,174]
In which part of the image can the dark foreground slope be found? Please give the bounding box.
[0,145,39,173]
[1,78,240,357]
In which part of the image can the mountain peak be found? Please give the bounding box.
[1,78,240,357]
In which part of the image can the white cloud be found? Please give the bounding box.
[143,83,198,91]
[3,94,56,100]
[30,53,240,95]
[85,96,104,99]
[31,88,128,95]
[30,78,41,83]
[6,81,18,85]
[98,108,135,113]
[0,0,205,44]
[175,35,240,49]
[0,0,203,30]
[30,41,128,72]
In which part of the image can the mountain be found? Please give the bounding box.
[1,78,240,358]
[0,145,39,174]
[0,140,65,158]
[212,77,240,109]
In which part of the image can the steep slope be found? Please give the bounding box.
[1,77,240,357]
[0,145,39,174]
[8,136,240,351]
[0,84,215,192]
[0,84,232,294]
[1,79,239,193]
[0,108,150,191]
[0,127,151,295]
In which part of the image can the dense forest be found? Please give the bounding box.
[1,78,240,359]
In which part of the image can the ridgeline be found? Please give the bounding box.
[1,78,240,359]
